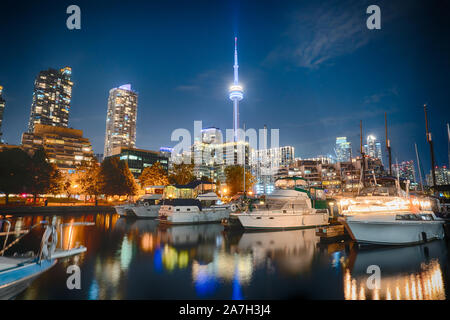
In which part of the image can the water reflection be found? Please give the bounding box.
[343,241,447,300]
[2,213,448,300]
[236,229,319,275]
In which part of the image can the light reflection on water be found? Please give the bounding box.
[0,213,447,300]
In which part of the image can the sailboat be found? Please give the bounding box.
[0,219,93,299]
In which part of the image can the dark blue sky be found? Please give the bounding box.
[1,0,449,172]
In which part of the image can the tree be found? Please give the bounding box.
[139,162,169,188]
[59,172,77,199]
[75,158,101,202]
[224,165,256,196]
[0,148,31,205]
[28,148,61,203]
[168,163,195,185]
[99,157,138,197]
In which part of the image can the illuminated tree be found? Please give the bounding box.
[139,162,169,188]
[28,148,61,203]
[75,158,101,201]
[224,165,256,196]
[99,157,138,197]
[168,163,195,185]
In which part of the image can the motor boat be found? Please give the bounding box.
[233,177,329,230]
[114,203,134,217]
[129,194,163,218]
[338,185,445,245]
[159,192,231,225]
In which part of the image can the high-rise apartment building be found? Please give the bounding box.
[426,166,449,186]
[28,67,73,132]
[103,84,138,158]
[0,85,5,141]
[364,135,383,163]
[392,160,416,182]
[335,137,352,162]
[251,146,295,194]
[21,124,94,173]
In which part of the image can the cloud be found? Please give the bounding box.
[174,69,226,95]
[175,85,200,92]
[364,87,399,104]
[265,0,377,69]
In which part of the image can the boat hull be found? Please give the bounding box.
[342,220,445,245]
[129,205,160,218]
[0,259,56,300]
[160,209,230,225]
[114,205,132,217]
[237,212,329,230]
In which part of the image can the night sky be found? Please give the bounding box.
[1,0,449,172]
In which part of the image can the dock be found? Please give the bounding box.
[316,223,349,242]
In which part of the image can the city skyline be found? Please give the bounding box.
[1,0,450,171]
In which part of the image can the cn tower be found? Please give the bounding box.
[229,37,244,142]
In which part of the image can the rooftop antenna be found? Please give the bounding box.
[385,112,392,176]
[424,104,437,190]
[243,123,246,196]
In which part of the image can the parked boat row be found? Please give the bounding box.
[114,178,332,230]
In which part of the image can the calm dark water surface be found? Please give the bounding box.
[2,213,449,300]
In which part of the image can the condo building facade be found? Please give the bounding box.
[103,84,138,158]
[28,67,73,133]
[107,146,169,179]
[21,124,94,173]
[335,137,352,162]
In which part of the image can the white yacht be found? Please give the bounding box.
[234,177,329,230]
[114,203,134,217]
[338,185,445,245]
[129,194,163,218]
[159,192,231,225]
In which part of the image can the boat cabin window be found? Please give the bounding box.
[395,214,421,221]
[139,199,158,205]
[200,200,216,207]
[359,187,397,197]
[254,199,285,210]
[419,214,434,221]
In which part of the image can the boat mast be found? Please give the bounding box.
[385,112,392,176]
[424,104,437,189]
[414,143,425,192]
[447,123,450,169]
[360,120,365,188]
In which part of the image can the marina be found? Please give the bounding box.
[0,211,448,300]
[0,0,449,307]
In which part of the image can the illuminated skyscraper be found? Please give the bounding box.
[392,160,416,182]
[229,37,244,142]
[28,67,73,132]
[426,166,449,186]
[0,85,5,141]
[364,135,383,163]
[103,84,138,158]
[335,137,352,162]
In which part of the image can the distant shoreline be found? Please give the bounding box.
[0,205,115,215]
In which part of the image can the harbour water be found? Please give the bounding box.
[2,212,449,300]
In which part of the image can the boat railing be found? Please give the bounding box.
[0,220,48,258]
